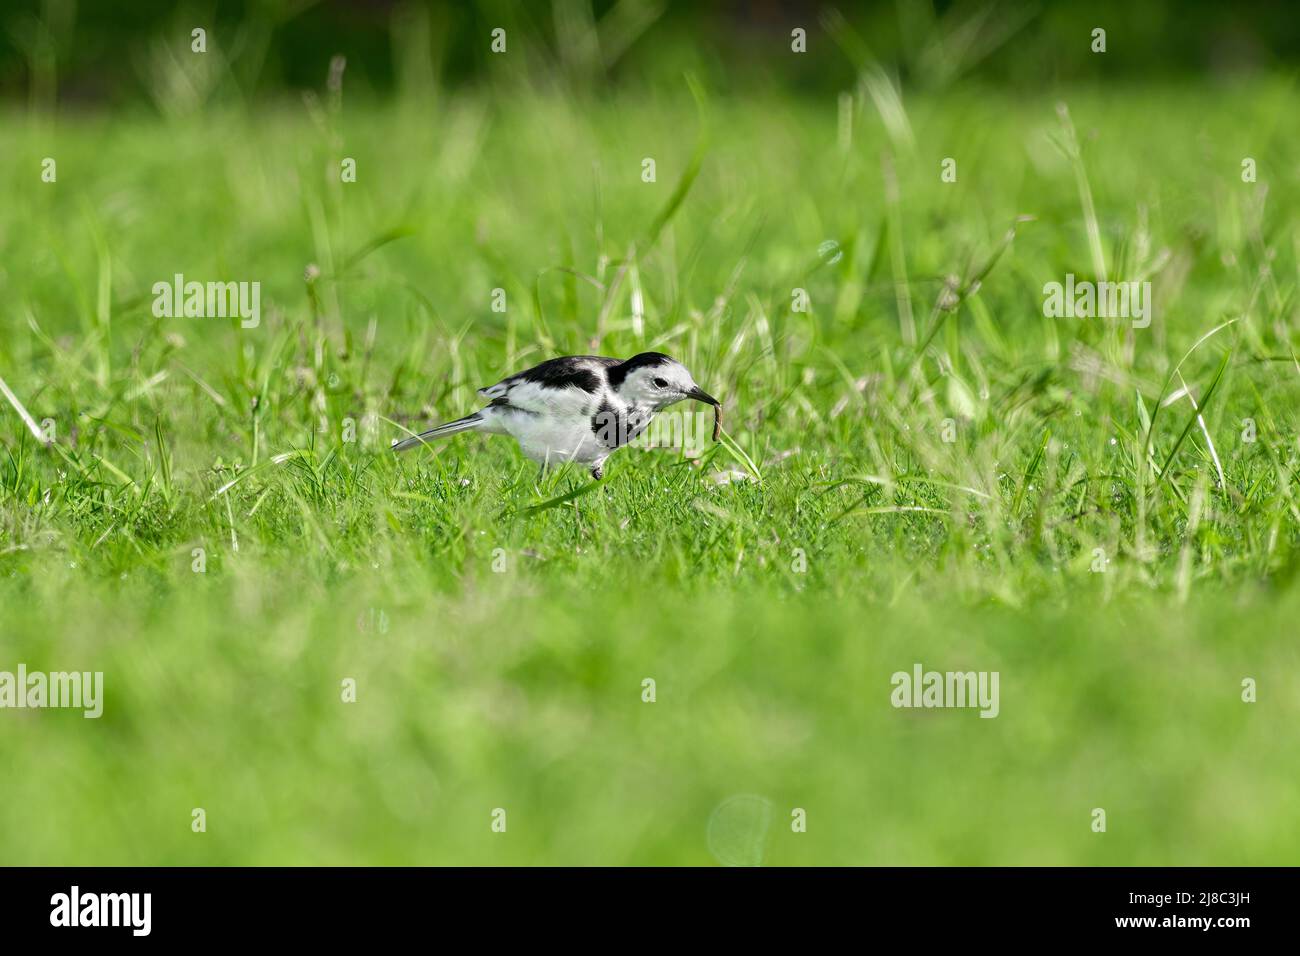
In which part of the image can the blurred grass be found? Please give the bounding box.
[1,38,1299,862]
[3,571,1297,864]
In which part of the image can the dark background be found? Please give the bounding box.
[2,0,1297,109]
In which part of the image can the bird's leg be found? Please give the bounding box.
[590,462,604,480]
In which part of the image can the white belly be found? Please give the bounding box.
[502,412,605,465]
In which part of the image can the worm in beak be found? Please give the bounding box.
[686,387,722,441]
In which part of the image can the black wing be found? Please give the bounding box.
[478,355,620,399]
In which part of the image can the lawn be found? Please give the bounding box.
[1,50,1298,863]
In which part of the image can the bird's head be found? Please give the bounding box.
[610,352,719,412]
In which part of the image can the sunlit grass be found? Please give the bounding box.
[1,68,1298,862]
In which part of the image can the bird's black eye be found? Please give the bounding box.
[652,377,668,389]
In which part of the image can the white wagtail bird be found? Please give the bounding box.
[392,352,721,479]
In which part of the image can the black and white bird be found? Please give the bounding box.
[392,352,720,479]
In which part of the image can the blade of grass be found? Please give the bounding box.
[1159,349,1231,485]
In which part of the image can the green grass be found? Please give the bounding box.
[2,69,1299,863]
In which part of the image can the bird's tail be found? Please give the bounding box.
[391,413,485,452]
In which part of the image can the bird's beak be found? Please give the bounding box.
[687,386,720,406]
